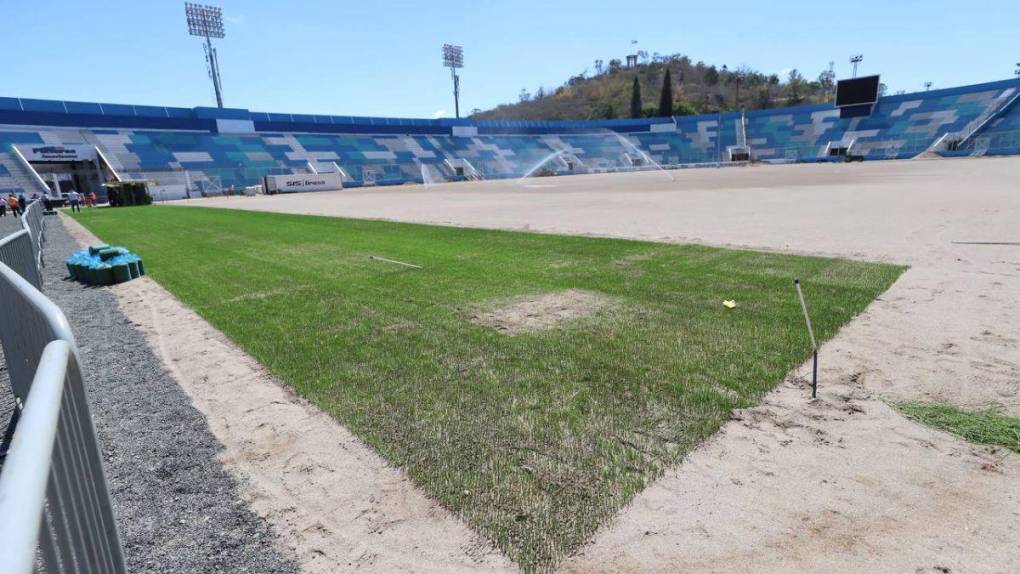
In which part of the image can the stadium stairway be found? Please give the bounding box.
[942,85,1020,157]
[0,145,48,197]
[743,82,1017,162]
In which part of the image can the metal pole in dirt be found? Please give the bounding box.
[369,255,422,270]
[794,279,818,398]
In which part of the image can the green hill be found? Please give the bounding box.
[473,54,843,121]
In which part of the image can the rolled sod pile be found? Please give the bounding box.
[65,244,145,286]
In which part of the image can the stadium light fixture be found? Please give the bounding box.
[443,44,464,119]
[1015,63,1020,78]
[849,54,863,79]
[185,2,226,108]
[924,81,933,91]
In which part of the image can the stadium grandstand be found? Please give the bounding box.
[2,77,1019,200]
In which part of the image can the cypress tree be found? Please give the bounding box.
[658,68,674,117]
[630,77,643,118]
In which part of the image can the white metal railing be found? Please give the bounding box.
[20,199,45,271]
[0,230,41,290]
[0,341,68,574]
[0,338,126,574]
[331,162,350,181]
[7,144,51,196]
[921,133,951,156]
[444,158,484,180]
[0,231,127,573]
[957,88,1020,149]
[93,146,123,183]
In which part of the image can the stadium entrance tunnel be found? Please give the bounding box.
[29,160,106,202]
[11,143,113,203]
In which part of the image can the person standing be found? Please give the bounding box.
[67,190,82,213]
[18,193,27,212]
[0,199,6,217]
[7,194,21,217]
[86,191,97,208]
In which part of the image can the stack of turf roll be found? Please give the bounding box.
[65,244,145,286]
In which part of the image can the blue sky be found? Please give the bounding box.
[4,0,1018,118]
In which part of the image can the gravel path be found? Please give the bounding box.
[2,215,299,574]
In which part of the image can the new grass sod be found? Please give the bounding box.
[73,206,904,571]
[896,402,1020,454]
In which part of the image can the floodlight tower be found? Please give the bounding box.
[924,81,933,91]
[185,3,226,108]
[443,44,464,119]
[849,54,863,78]
[1015,63,1020,78]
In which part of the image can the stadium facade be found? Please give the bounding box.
[1,78,1018,200]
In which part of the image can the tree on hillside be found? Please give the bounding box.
[817,68,835,94]
[472,52,841,121]
[726,71,743,107]
[672,101,698,116]
[591,101,617,120]
[630,77,642,118]
[704,65,720,86]
[786,69,807,106]
[658,68,674,117]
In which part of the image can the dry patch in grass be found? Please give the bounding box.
[224,288,288,304]
[470,289,611,335]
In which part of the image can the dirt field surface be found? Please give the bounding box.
[179,157,1020,572]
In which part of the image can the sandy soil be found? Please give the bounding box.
[61,215,513,574]
[471,289,609,335]
[183,157,1020,572]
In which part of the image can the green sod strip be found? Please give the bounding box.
[73,206,904,572]
[896,402,1020,454]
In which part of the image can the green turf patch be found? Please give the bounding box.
[73,206,904,571]
[896,401,1020,454]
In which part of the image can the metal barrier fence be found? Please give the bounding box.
[0,229,41,290]
[0,341,127,573]
[0,236,127,572]
[21,199,45,270]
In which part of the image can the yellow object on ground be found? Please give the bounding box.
[723,300,737,309]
